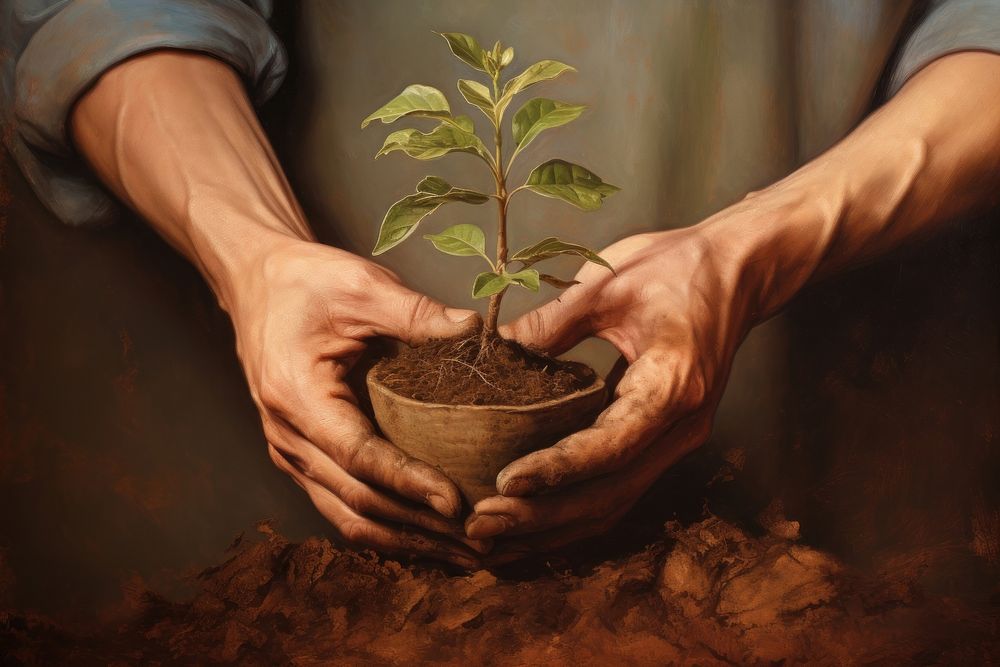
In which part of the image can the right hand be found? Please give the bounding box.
[224,238,488,568]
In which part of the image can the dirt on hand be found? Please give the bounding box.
[373,332,594,406]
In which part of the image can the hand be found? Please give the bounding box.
[70,51,491,567]
[465,198,796,563]
[226,238,490,568]
[464,53,1000,562]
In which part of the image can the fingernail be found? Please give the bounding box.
[444,308,476,324]
[428,494,459,518]
[466,514,513,539]
[498,476,531,497]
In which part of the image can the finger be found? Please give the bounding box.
[367,283,481,345]
[272,446,485,568]
[468,415,710,540]
[466,479,624,540]
[496,350,707,496]
[498,289,592,355]
[485,523,606,567]
[266,440,466,539]
[604,354,629,395]
[286,381,465,519]
[272,442,492,554]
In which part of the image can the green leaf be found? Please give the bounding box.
[524,159,620,210]
[472,271,510,298]
[471,268,540,298]
[451,115,475,132]
[373,195,442,256]
[361,84,451,128]
[416,175,452,195]
[511,236,615,273]
[423,224,490,263]
[512,98,585,149]
[539,274,581,289]
[506,268,540,291]
[500,47,514,68]
[458,80,495,121]
[437,32,488,72]
[496,60,574,119]
[376,118,487,160]
[502,60,575,98]
[412,177,491,204]
[373,178,490,255]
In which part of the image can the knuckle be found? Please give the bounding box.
[342,262,397,299]
[633,279,675,305]
[339,519,371,545]
[258,372,296,411]
[637,360,674,406]
[339,484,372,514]
[402,532,436,553]
[388,447,411,473]
[261,421,284,446]
[336,431,366,471]
[267,444,288,469]
[259,245,301,287]
[298,458,321,481]
[341,434,385,476]
[380,441,412,479]
[404,293,437,328]
[544,444,579,484]
[527,309,548,338]
[684,367,709,410]
[277,447,317,480]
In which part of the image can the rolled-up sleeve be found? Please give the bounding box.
[888,0,1000,96]
[1,0,287,227]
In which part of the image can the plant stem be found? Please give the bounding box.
[483,75,508,340]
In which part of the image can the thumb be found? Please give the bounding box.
[499,294,590,356]
[375,284,480,345]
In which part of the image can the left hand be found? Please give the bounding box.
[463,203,786,563]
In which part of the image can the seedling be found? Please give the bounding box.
[362,32,618,341]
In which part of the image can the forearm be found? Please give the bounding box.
[704,52,1000,322]
[71,50,313,311]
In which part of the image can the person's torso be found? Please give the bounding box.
[291,0,912,317]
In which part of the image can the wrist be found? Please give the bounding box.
[183,204,313,314]
[697,122,932,326]
[696,163,841,325]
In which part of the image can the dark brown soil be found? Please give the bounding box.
[373,332,594,406]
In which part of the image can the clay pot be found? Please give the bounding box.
[366,362,607,507]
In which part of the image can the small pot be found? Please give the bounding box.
[366,361,607,508]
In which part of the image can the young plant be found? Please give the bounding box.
[362,32,618,344]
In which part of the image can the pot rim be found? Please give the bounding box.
[366,359,606,412]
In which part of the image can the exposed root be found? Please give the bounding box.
[375,330,594,405]
[440,357,500,390]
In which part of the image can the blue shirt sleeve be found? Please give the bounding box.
[888,0,1000,96]
[1,0,287,227]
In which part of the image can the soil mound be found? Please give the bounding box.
[3,515,998,665]
[373,332,594,406]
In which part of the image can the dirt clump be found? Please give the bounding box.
[3,514,999,665]
[373,332,594,406]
